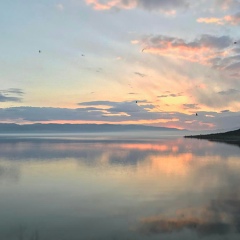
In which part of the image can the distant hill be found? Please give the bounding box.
[0,123,182,133]
[185,128,240,147]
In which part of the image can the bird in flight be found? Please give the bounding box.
[234,42,237,44]
[39,50,41,53]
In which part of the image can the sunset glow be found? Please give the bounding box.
[0,0,239,130]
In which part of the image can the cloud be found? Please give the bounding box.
[218,88,239,95]
[0,103,173,122]
[183,104,200,109]
[221,109,230,112]
[85,0,189,13]
[0,88,24,102]
[85,0,136,10]
[224,60,240,71]
[157,94,168,98]
[211,54,240,69]
[0,101,239,130]
[169,93,182,97]
[0,94,21,102]
[136,34,240,77]
[136,0,189,11]
[134,72,147,77]
[80,100,152,114]
[158,92,182,98]
[79,100,159,115]
[193,89,240,109]
[139,34,232,60]
[139,34,232,64]
[79,100,115,106]
[197,17,225,25]
[2,88,24,95]
[85,0,240,15]
[197,12,240,25]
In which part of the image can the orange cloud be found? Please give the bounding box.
[197,17,225,25]
[85,0,189,13]
[85,0,136,10]
[197,12,240,25]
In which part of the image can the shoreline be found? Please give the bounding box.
[184,128,240,147]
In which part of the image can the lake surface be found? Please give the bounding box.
[0,133,240,240]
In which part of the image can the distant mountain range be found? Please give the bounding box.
[0,123,182,133]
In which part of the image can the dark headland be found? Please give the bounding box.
[185,128,240,147]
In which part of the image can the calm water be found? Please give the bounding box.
[0,133,240,240]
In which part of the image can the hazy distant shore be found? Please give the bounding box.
[184,129,240,147]
[0,123,183,133]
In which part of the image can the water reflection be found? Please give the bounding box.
[0,164,20,182]
[0,136,239,239]
[138,198,240,236]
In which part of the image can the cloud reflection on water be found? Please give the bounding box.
[0,137,239,239]
[0,137,238,162]
[138,197,240,236]
[135,139,240,238]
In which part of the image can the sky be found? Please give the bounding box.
[0,0,240,130]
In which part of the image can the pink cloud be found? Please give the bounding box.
[85,0,136,10]
[197,17,225,25]
[134,34,240,79]
[85,0,189,13]
[197,12,240,25]
[137,34,232,64]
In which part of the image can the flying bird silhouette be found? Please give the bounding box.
[234,42,237,44]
